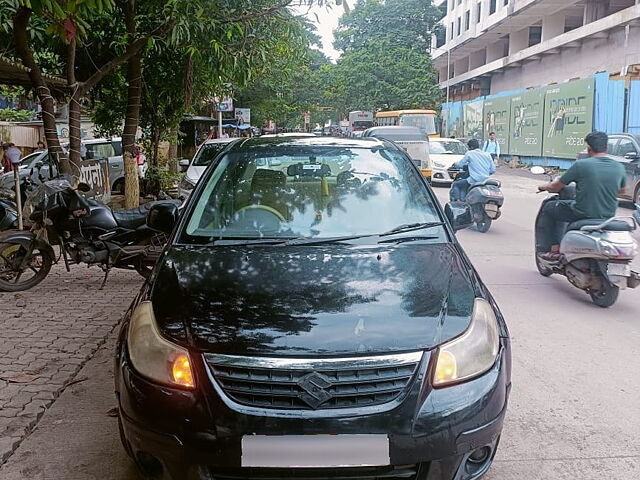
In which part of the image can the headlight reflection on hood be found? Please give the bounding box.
[433,298,500,387]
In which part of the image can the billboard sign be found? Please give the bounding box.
[483,96,511,153]
[215,96,234,112]
[542,78,594,158]
[235,108,250,125]
[463,99,484,140]
[510,89,544,156]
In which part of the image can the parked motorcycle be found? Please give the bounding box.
[448,165,504,232]
[0,177,179,292]
[0,176,37,232]
[531,166,640,307]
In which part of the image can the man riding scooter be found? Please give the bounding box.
[449,138,496,202]
[537,131,627,260]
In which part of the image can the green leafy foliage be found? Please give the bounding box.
[0,108,36,121]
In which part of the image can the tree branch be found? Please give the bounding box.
[81,20,174,93]
[228,0,293,23]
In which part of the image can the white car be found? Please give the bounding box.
[178,138,237,200]
[429,138,468,185]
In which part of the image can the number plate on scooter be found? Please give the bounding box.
[608,263,630,276]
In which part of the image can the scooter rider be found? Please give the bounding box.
[537,131,627,260]
[449,138,496,202]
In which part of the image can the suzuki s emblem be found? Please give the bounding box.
[297,372,333,409]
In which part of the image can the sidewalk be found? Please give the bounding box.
[0,263,141,467]
[0,332,138,480]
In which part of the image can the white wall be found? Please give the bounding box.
[490,25,640,92]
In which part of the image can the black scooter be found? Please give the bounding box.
[0,177,179,292]
[448,166,504,233]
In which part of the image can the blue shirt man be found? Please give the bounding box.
[482,132,501,160]
[449,138,496,201]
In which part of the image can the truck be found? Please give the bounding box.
[348,111,374,136]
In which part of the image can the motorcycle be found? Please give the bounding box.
[448,165,504,233]
[0,177,179,292]
[0,176,37,232]
[531,166,640,308]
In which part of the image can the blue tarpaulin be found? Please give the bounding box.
[594,72,625,133]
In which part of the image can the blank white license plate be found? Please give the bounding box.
[241,434,390,468]
[608,263,630,276]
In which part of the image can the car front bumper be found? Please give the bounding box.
[116,341,511,480]
[431,167,457,184]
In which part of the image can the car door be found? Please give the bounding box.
[612,137,639,201]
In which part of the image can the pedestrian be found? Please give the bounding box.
[482,132,501,164]
[4,143,22,171]
[35,140,46,151]
[134,144,147,179]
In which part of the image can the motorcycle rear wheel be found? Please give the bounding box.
[0,242,53,292]
[475,218,492,233]
[589,278,619,308]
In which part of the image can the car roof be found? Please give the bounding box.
[365,126,422,135]
[261,132,317,138]
[81,137,122,144]
[430,137,463,143]
[228,135,388,151]
[202,138,238,145]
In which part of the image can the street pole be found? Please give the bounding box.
[446,47,451,104]
[217,110,223,138]
[13,168,23,231]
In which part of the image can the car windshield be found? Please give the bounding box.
[373,132,425,142]
[430,141,467,155]
[181,145,444,243]
[192,143,230,166]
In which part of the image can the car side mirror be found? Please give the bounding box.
[445,202,473,232]
[178,159,190,173]
[147,202,178,234]
[624,152,639,160]
[34,161,44,169]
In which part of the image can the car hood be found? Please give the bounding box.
[150,243,478,356]
[430,154,464,167]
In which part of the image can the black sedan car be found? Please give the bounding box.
[115,136,511,480]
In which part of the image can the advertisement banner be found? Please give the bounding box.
[463,99,484,140]
[510,89,544,156]
[235,108,250,125]
[442,103,464,138]
[483,96,511,154]
[542,78,594,158]
[215,96,234,112]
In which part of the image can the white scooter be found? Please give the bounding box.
[531,166,640,307]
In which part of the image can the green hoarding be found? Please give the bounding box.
[483,96,511,154]
[542,78,594,158]
[510,89,544,156]
[463,99,484,140]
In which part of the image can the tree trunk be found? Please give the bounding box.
[67,38,83,175]
[12,7,67,173]
[122,0,141,209]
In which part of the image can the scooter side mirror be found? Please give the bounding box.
[445,202,473,232]
[530,166,545,175]
[147,202,178,234]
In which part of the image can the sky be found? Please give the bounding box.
[291,2,345,61]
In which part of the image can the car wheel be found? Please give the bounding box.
[634,185,640,205]
[113,179,125,194]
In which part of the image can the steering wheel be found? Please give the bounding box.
[234,204,286,222]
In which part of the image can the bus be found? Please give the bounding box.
[348,111,374,135]
[375,109,438,136]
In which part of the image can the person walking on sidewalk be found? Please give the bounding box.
[483,132,501,164]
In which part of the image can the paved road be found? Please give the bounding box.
[1,168,639,479]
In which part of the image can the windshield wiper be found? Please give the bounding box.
[207,238,291,246]
[380,222,445,236]
[378,235,439,244]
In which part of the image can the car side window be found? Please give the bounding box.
[85,143,116,160]
[616,139,637,158]
[607,138,619,156]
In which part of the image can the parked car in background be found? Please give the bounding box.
[362,126,432,181]
[576,133,640,204]
[0,138,125,193]
[178,138,237,200]
[430,138,468,185]
[115,135,510,480]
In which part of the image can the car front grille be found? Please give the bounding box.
[205,352,423,410]
[208,465,420,480]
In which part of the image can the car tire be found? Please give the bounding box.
[113,179,125,194]
[634,185,640,205]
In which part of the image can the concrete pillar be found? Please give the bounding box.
[487,41,504,62]
[509,28,529,56]
[542,14,565,41]
[469,49,487,70]
[453,56,470,76]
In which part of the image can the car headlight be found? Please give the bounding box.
[127,301,195,389]
[433,161,445,168]
[433,298,500,387]
[179,176,196,192]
